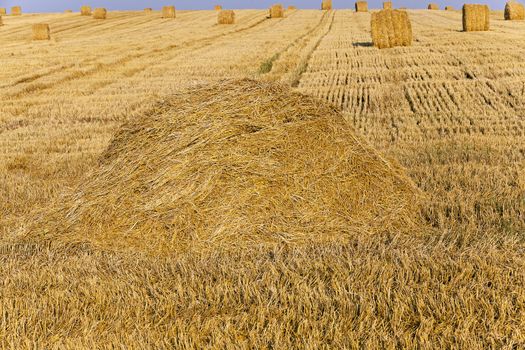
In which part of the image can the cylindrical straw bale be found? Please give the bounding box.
[371,9,413,49]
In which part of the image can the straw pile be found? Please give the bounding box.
[214,5,222,10]
[383,1,393,9]
[288,6,297,10]
[505,1,525,20]
[11,6,22,16]
[0,8,6,15]
[144,8,153,13]
[371,9,412,49]
[322,0,332,10]
[31,79,419,253]
[462,4,490,31]
[93,8,107,19]
[269,4,284,18]
[356,1,368,12]
[162,6,176,18]
[445,6,454,10]
[218,10,235,24]
[32,23,50,40]
[81,6,91,16]
[428,3,439,9]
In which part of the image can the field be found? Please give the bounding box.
[1,8,524,348]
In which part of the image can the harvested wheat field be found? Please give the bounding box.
[1,6,525,349]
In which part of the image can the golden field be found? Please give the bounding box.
[1,8,524,348]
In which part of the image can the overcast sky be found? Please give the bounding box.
[0,1,505,12]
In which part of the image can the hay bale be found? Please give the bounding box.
[32,79,419,253]
[445,6,454,10]
[144,8,153,13]
[428,3,439,9]
[462,4,490,31]
[218,10,235,24]
[288,6,297,10]
[371,9,412,49]
[322,0,332,10]
[355,2,368,12]
[0,16,3,26]
[11,6,22,16]
[505,1,525,20]
[64,10,73,13]
[93,8,107,19]
[269,4,284,18]
[214,5,222,11]
[81,6,91,16]
[0,8,6,15]
[162,6,176,18]
[383,2,393,9]
[32,23,50,40]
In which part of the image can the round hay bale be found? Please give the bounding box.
[11,6,22,16]
[288,5,298,10]
[162,6,176,18]
[93,8,107,20]
[383,1,393,9]
[214,5,222,11]
[0,16,3,26]
[462,4,490,31]
[217,10,235,24]
[322,0,332,10]
[29,79,420,253]
[445,6,454,10]
[64,9,73,13]
[0,8,6,15]
[371,9,412,49]
[269,4,284,18]
[505,1,525,20]
[144,8,153,13]
[355,1,368,12]
[32,23,50,40]
[80,6,91,16]
[428,3,439,10]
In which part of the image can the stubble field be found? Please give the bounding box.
[1,8,524,348]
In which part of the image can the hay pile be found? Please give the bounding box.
[30,80,419,253]
[218,10,235,24]
[11,6,22,16]
[445,6,454,10]
[428,3,439,10]
[93,8,107,20]
[505,1,525,20]
[214,5,222,10]
[371,9,412,49]
[322,0,332,10]
[162,6,176,18]
[355,2,368,12]
[81,6,91,16]
[463,4,490,31]
[269,4,284,18]
[32,23,50,40]
[383,1,393,9]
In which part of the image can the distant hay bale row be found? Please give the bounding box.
[218,10,235,24]
[269,4,283,18]
[32,23,50,40]
[214,5,222,11]
[81,6,91,16]
[371,9,412,49]
[162,6,176,18]
[355,1,368,12]
[383,1,393,9]
[428,3,439,10]
[505,1,525,20]
[93,8,107,19]
[445,6,454,10]
[321,0,332,10]
[11,6,22,16]
[462,4,490,31]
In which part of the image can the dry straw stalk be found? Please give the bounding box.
[322,0,333,10]
[214,5,222,10]
[445,6,454,10]
[269,4,284,18]
[32,23,50,40]
[162,6,176,18]
[371,9,412,49]
[11,6,22,16]
[80,6,91,16]
[463,4,490,31]
[505,1,525,20]
[356,1,368,12]
[217,10,235,24]
[93,8,107,19]
[428,3,439,9]
[383,1,393,9]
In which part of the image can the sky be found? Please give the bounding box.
[0,0,505,12]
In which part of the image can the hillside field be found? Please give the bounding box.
[1,8,524,348]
